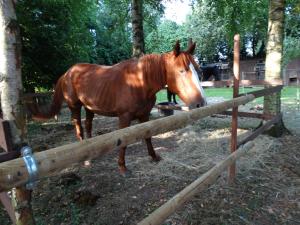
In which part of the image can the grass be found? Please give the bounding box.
[281,86,300,100]
[156,86,299,105]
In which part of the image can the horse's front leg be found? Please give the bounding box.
[172,94,178,104]
[118,114,131,176]
[138,115,161,162]
[167,89,172,103]
[84,108,94,138]
[70,106,84,141]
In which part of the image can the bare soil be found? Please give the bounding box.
[0,99,299,225]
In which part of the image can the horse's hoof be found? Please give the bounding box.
[119,169,132,178]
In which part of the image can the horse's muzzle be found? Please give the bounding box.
[189,100,207,110]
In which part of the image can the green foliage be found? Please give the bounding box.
[180,0,299,64]
[185,0,268,60]
[145,20,189,53]
[283,36,300,65]
[16,0,300,92]
[17,0,164,91]
[17,0,98,91]
[93,0,132,65]
[185,4,227,61]
[91,0,164,63]
[283,0,300,65]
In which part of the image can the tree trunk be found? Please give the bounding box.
[131,0,144,58]
[252,32,257,57]
[0,1,35,224]
[263,0,285,137]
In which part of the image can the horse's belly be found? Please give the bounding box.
[85,105,118,117]
[78,95,118,116]
[92,110,118,117]
[79,94,155,118]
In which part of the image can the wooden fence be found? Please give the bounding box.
[0,35,285,224]
[0,84,283,191]
[0,85,282,224]
[0,94,256,191]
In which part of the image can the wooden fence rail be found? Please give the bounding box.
[138,112,281,225]
[137,141,255,225]
[0,84,283,192]
[0,94,255,192]
[237,113,281,148]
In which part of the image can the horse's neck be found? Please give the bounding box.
[140,54,167,97]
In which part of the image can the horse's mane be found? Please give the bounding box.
[138,53,167,89]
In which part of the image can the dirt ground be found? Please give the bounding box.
[0,98,299,225]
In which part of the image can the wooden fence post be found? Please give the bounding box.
[229,34,240,183]
[0,118,17,223]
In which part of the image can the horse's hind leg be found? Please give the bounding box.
[70,105,84,141]
[118,114,131,176]
[85,108,94,138]
[138,115,161,162]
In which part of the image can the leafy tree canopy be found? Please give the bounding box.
[145,20,189,53]
[283,0,300,65]
[16,0,300,91]
[146,0,300,64]
[17,0,98,91]
[17,0,164,91]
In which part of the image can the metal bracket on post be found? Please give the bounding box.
[21,146,38,190]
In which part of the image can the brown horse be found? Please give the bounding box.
[31,41,207,175]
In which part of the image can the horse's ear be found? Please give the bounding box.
[187,41,196,54]
[173,40,180,57]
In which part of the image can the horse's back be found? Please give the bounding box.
[60,59,157,117]
[61,62,143,116]
[67,63,110,78]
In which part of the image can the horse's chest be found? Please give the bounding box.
[133,98,155,113]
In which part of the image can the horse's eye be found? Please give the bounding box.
[179,69,186,74]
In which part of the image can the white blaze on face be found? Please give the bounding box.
[189,63,207,105]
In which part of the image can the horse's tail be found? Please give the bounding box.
[29,76,65,121]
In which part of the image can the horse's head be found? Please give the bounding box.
[165,41,207,109]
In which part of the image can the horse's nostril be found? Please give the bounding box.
[196,104,200,108]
